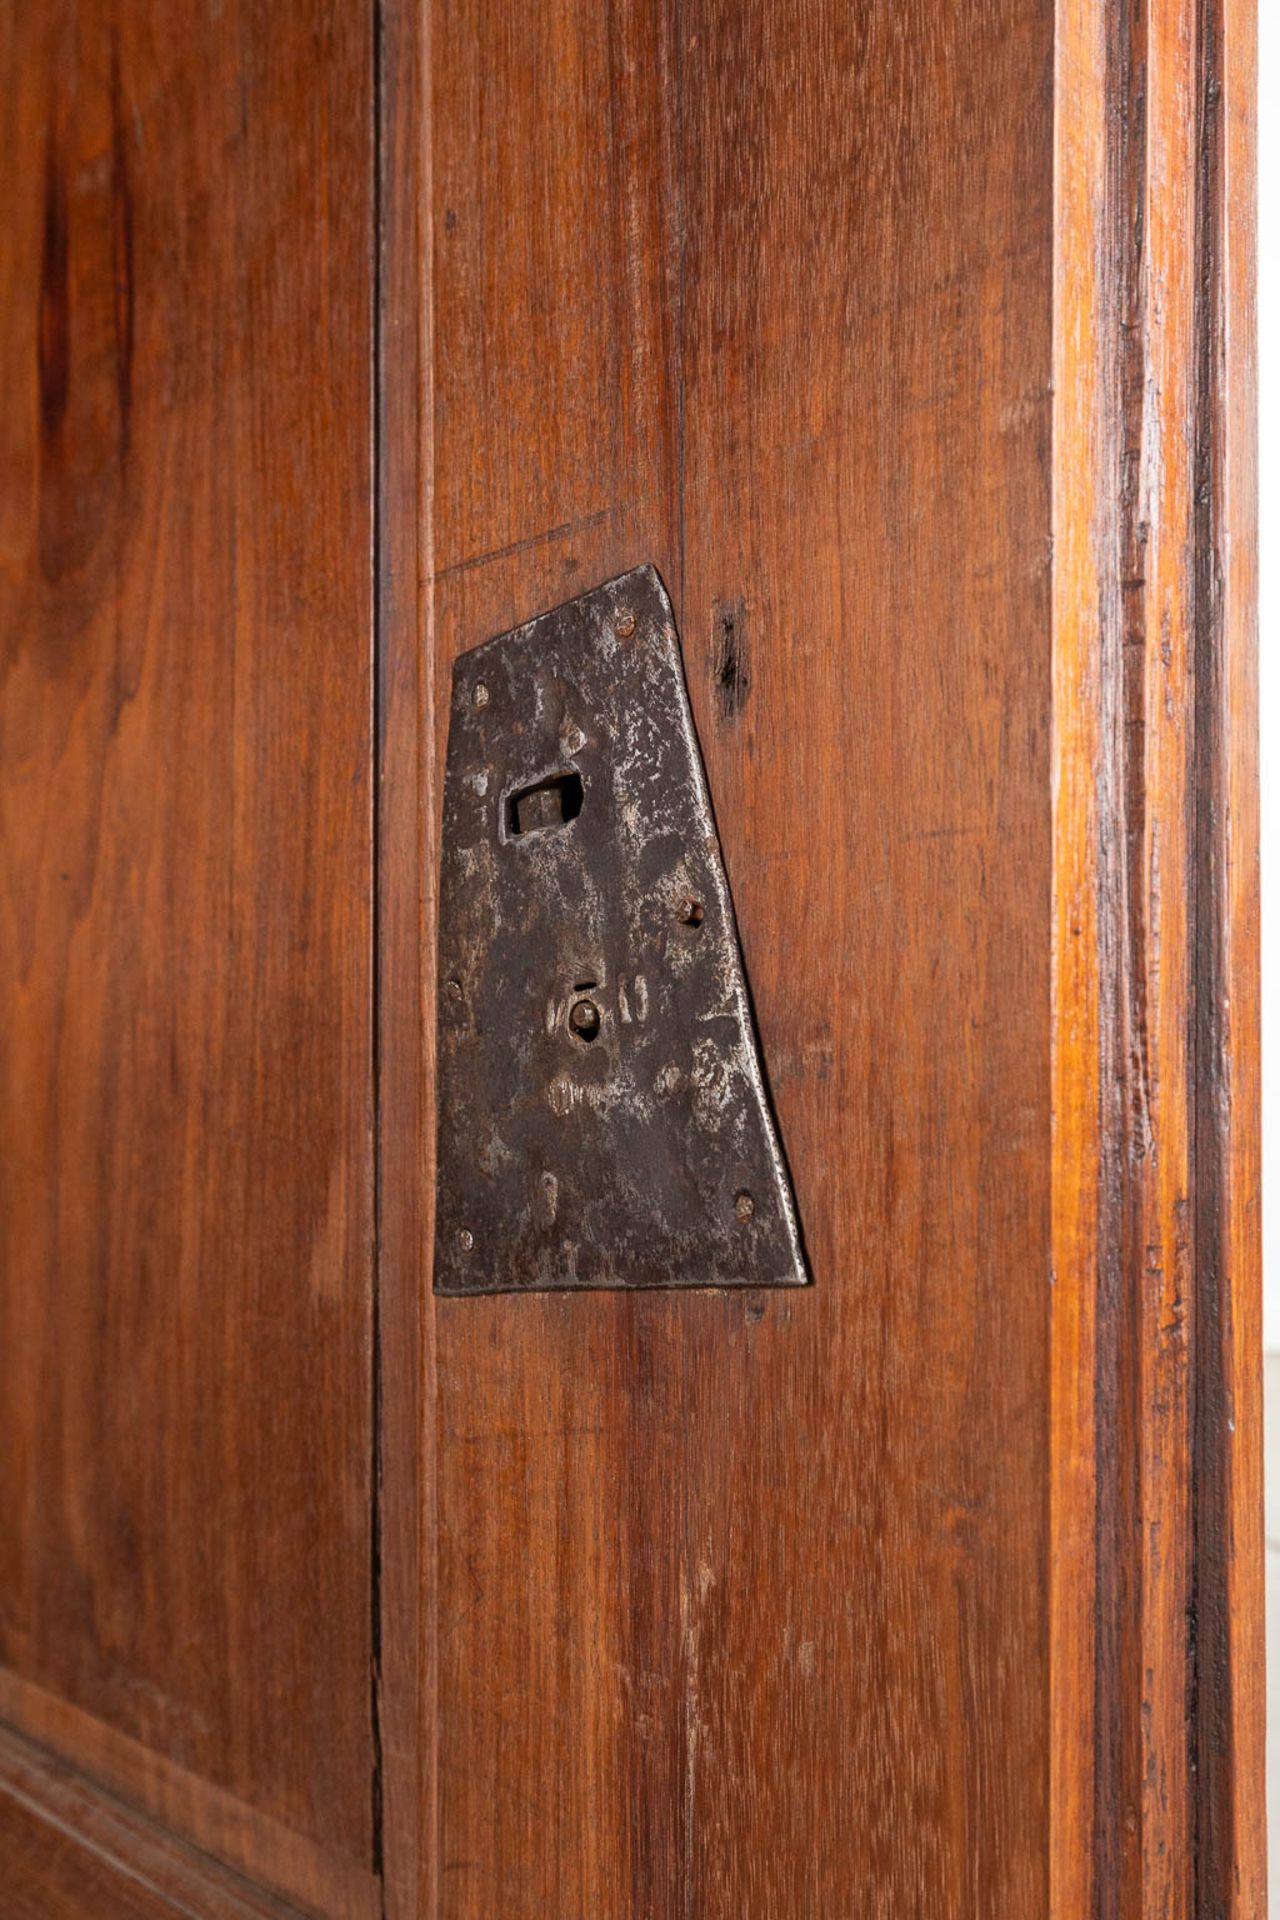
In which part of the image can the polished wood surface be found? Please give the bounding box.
[0,0,1259,1914]
[1051,0,1262,1914]
[376,0,434,1913]
[0,1722,298,1920]
[426,0,1261,1914]
[0,2,378,1913]
[429,2,1054,1912]
[0,1795,181,1920]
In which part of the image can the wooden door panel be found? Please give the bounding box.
[429,2,1053,1913]
[0,3,377,1911]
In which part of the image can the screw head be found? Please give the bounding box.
[472,681,490,708]
[734,1190,756,1222]
[614,610,637,639]
[568,997,601,1042]
[458,1228,474,1251]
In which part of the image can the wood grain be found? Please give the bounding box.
[0,0,1256,1911]
[0,1672,379,1920]
[1050,3,1107,1910]
[425,0,1259,1913]
[0,1719,303,1920]
[1051,0,1262,1915]
[429,1,1054,1912]
[377,0,435,1913]
[0,1794,187,1920]
[0,1,378,1911]
[1210,1,1264,1907]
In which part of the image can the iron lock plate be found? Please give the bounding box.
[433,565,807,1294]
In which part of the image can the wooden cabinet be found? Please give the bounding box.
[0,2,1262,1915]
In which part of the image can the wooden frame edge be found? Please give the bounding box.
[375,0,437,1913]
[1195,0,1264,1907]
[1052,0,1262,1913]
[0,1720,309,1920]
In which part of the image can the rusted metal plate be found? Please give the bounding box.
[433,565,807,1294]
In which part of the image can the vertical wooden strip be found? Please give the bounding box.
[377,0,436,1912]
[1135,7,1197,1913]
[430,3,1054,1913]
[1194,0,1263,1909]
[1051,0,1104,1910]
[429,6,684,1913]
[1053,1,1261,1914]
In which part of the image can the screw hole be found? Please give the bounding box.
[680,898,705,927]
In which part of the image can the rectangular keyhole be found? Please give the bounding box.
[507,770,584,837]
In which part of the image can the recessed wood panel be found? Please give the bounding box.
[0,2,376,1908]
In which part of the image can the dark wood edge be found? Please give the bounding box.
[0,1720,310,1920]
[375,0,436,1914]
